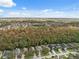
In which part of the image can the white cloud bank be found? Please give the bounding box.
[0,0,16,7]
[6,9,79,18]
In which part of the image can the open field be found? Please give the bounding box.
[0,18,79,49]
[0,18,79,59]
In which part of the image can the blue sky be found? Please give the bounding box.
[0,0,79,18]
[14,0,79,10]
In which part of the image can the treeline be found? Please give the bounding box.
[0,26,79,50]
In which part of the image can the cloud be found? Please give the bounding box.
[41,9,52,13]
[8,12,20,16]
[6,9,79,18]
[8,11,31,17]
[0,0,16,7]
[22,7,27,10]
[0,9,4,13]
[0,9,4,15]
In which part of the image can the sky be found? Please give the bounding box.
[0,0,79,18]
